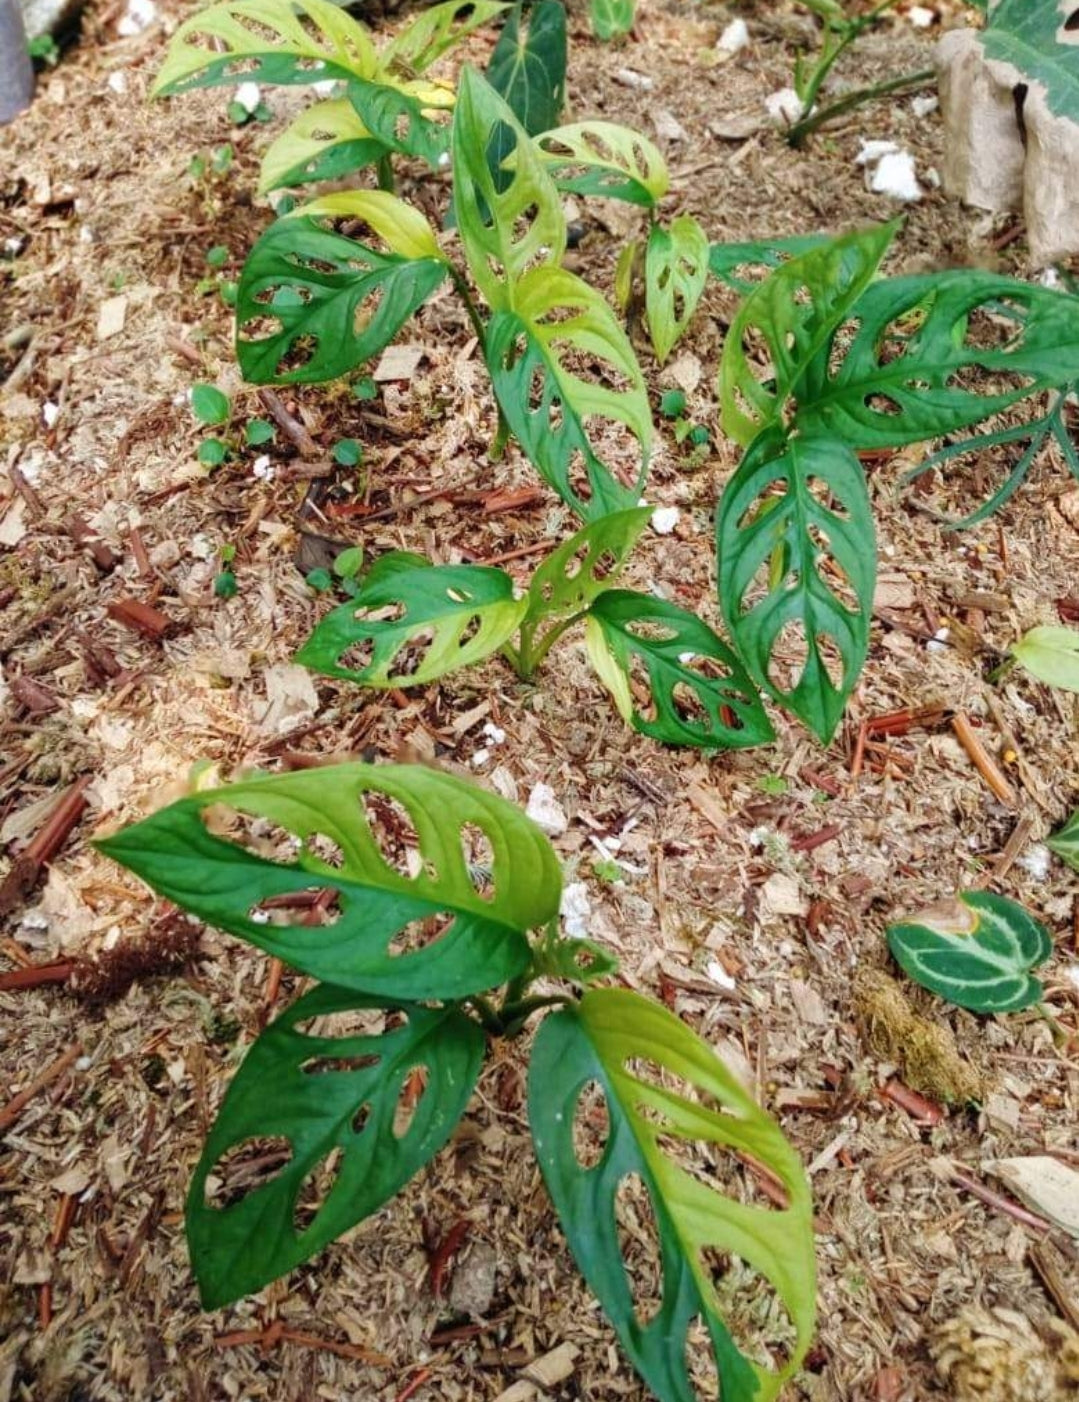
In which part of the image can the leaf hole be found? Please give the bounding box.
[205,1136,292,1209]
[698,1248,797,1374]
[200,805,299,861]
[292,1147,344,1237]
[616,1173,664,1328]
[300,1052,381,1076]
[394,1064,429,1138]
[294,1007,393,1039]
[766,620,810,693]
[572,1079,610,1170]
[387,913,451,958]
[684,1316,721,1402]
[460,821,495,900]
[361,791,426,879]
[352,1101,372,1135]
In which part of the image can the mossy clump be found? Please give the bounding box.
[854,968,983,1105]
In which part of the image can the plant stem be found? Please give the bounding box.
[517,608,590,681]
[447,264,515,461]
[788,67,936,146]
[376,154,396,193]
[498,993,572,1037]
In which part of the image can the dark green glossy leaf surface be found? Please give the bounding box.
[346,77,451,167]
[189,986,483,1307]
[96,764,561,998]
[486,0,566,137]
[528,989,815,1402]
[707,233,830,292]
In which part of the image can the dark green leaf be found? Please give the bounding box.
[888,891,1053,1014]
[707,233,831,293]
[96,763,562,998]
[258,99,388,193]
[716,427,876,743]
[523,507,650,632]
[189,986,483,1306]
[346,77,452,168]
[197,438,229,467]
[532,122,669,207]
[333,438,363,466]
[486,1,566,137]
[529,989,816,1402]
[586,591,775,750]
[1047,809,1079,873]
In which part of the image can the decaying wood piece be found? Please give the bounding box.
[935,27,1079,266]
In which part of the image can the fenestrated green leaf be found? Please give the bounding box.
[718,222,898,447]
[524,507,651,630]
[708,233,830,293]
[591,0,635,41]
[295,553,528,686]
[452,65,565,310]
[532,121,669,207]
[486,0,566,137]
[887,890,1053,1014]
[346,75,454,168]
[258,99,387,192]
[585,591,775,750]
[1010,624,1079,692]
[236,191,448,384]
[188,987,484,1308]
[1047,809,1079,873]
[95,763,561,998]
[796,271,1079,451]
[645,215,709,365]
[384,0,509,76]
[981,1,1079,123]
[528,989,815,1402]
[716,426,876,743]
[152,0,379,96]
[485,266,651,519]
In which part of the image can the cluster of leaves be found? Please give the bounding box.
[99,762,816,1401]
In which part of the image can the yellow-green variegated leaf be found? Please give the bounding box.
[645,215,709,364]
[258,99,386,193]
[153,0,379,97]
[532,121,669,207]
[383,0,509,76]
[287,191,445,263]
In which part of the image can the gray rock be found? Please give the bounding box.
[1,0,34,123]
[19,0,85,41]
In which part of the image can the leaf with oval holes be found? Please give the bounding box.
[707,233,831,293]
[485,266,651,519]
[486,0,566,138]
[523,506,651,632]
[95,763,561,998]
[645,216,709,365]
[236,191,448,384]
[452,65,565,310]
[718,221,898,447]
[795,271,1079,451]
[716,426,875,744]
[258,99,388,193]
[384,0,509,77]
[1047,808,1079,873]
[887,890,1053,1014]
[528,989,816,1402]
[1010,624,1079,693]
[530,121,669,207]
[188,985,484,1308]
[591,0,635,41]
[345,75,454,168]
[980,1,1079,123]
[295,553,528,686]
[152,0,380,97]
[585,591,775,750]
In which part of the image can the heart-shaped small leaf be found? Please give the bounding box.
[1047,809,1079,873]
[645,215,709,364]
[1011,625,1079,693]
[258,99,387,193]
[586,591,775,750]
[452,65,565,311]
[486,0,566,138]
[708,234,830,293]
[486,266,651,519]
[189,986,483,1307]
[887,890,1053,1014]
[153,0,379,96]
[716,426,876,743]
[296,553,527,686]
[529,988,816,1402]
[236,191,447,384]
[591,0,635,41]
[384,0,509,76]
[96,763,561,999]
[531,121,669,207]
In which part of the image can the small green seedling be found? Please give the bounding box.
[190,384,231,427]
[1010,625,1079,693]
[332,437,362,467]
[244,417,275,447]
[96,761,817,1401]
[887,890,1053,1014]
[197,439,229,468]
[1047,809,1079,873]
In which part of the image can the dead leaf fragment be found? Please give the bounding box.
[373,343,424,382]
[96,295,128,341]
[760,872,809,919]
[257,664,320,736]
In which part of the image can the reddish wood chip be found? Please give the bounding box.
[106,598,172,641]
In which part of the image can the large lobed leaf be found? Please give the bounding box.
[189,986,484,1307]
[486,0,567,138]
[716,427,876,744]
[235,191,447,384]
[296,552,528,686]
[384,0,509,76]
[586,591,775,750]
[533,122,669,207]
[529,988,816,1402]
[523,507,651,633]
[258,99,387,193]
[153,0,379,96]
[96,764,561,999]
[887,890,1052,1014]
[645,216,709,365]
[981,1,1079,123]
[486,265,651,519]
[708,233,832,293]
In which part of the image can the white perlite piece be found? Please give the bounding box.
[935,27,1079,266]
[717,17,749,56]
[764,88,804,127]
[525,783,568,837]
[871,150,922,202]
[560,882,591,938]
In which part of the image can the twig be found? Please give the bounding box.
[258,388,318,458]
[0,775,92,917]
[426,1218,470,1298]
[165,334,203,367]
[214,1320,389,1365]
[951,712,1017,808]
[789,824,840,854]
[986,813,1035,887]
[395,1367,433,1402]
[461,539,555,568]
[0,960,75,992]
[10,465,46,516]
[1029,1240,1079,1332]
[0,1043,82,1132]
[949,1167,1051,1233]
[879,1079,944,1126]
[850,720,868,780]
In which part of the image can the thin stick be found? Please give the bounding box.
[257,389,318,458]
[951,712,1017,808]
[395,1367,433,1402]
[850,720,868,780]
[949,1167,1051,1233]
[1029,1241,1079,1333]
[0,1043,82,1132]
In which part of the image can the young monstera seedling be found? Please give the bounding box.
[98,762,817,1402]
